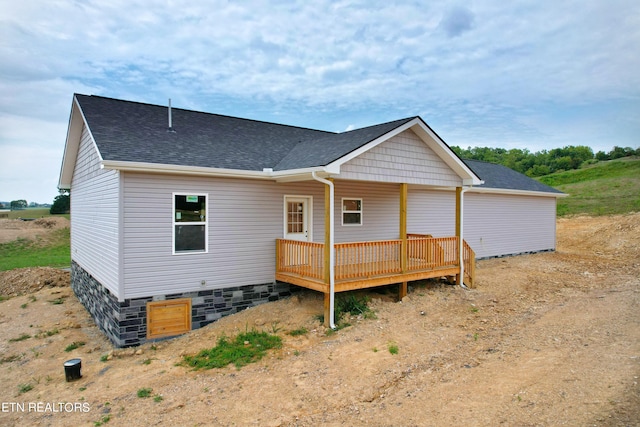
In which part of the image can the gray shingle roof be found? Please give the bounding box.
[75,94,413,171]
[464,159,564,194]
[273,117,416,170]
[75,94,562,195]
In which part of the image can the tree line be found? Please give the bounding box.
[450,145,639,177]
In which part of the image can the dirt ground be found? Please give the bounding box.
[0,214,638,426]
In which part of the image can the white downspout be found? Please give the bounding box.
[459,186,472,289]
[311,172,336,329]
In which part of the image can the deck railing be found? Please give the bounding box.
[277,236,470,284]
[406,236,459,271]
[335,240,402,280]
[463,239,476,287]
[276,239,324,281]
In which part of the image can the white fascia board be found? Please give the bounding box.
[409,121,483,186]
[270,165,338,182]
[100,160,271,179]
[468,186,568,198]
[58,95,103,189]
[100,161,334,182]
[326,118,421,169]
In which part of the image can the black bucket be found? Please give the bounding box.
[64,358,82,382]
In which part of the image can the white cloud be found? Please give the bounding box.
[0,0,639,202]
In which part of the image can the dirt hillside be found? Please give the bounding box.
[0,214,638,426]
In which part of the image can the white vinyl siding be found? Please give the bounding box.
[407,188,457,237]
[121,174,325,299]
[340,129,462,187]
[70,126,121,297]
[334,181,399,243]
[463,192,557,259]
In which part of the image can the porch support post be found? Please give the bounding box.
[324,180,332,285]
[399,183,408,300]
[455,187,462,238]
[455,186,463,285]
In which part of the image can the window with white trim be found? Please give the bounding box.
[173,194,207,254]
[342,198,362,226]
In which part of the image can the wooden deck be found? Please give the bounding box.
[275,235,475,294]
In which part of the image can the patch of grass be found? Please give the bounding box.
[94,414,111,426]
[142,358,152,365]
[537,157,640,216]
[316,293,377,329]
[287,327,308,336]
[0,295,9,302]
[336,293,375,319]
[0,227,70,271]
[1,354,22,364]
[18,383,33,394]
[182,330,282,370]
[49,296,66,305]
[20,303,28,309]
[137,387,153,398]
[100,354,109,362]
[388,344,399,355]
[153,394,163,403]
[64,341,86,352]
[36,328,60,338]
[9,333,31,342]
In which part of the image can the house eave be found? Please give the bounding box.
[58,94,103,189]
[468,186,568,198]
[100,160,334,182]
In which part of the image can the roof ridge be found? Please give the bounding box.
[74,93,336,135]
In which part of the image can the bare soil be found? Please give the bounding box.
[0,214,638,426]
[0,217,69,244]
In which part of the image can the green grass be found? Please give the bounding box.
[137,387,153,398]
[0,227,70,271]
[9,333,31,342]
[287,327,308,337]
[18,383,33,394]
[182,330,282,370]
[388,343,399,355]
[64,341,86,352]
[537,157,640,216]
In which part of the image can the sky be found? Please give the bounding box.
[1,0,639,204]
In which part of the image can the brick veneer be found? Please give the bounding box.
[71,261,292,347]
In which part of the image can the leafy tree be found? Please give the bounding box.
[10,199,27,210]
[50,192,70,214]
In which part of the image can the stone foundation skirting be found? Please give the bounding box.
[71,261,292,347]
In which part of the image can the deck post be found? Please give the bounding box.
[399,183,408,300]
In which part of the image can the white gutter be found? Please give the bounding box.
[459,186,472,289]
[100,160,335,183]
[311,171,336,329]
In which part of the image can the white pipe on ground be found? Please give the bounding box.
[311,172,336,329]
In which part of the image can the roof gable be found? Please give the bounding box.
[61,94,484,187]
[339,128,463,186]
[273,117,415,171]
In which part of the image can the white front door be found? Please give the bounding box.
[284,196,311,241]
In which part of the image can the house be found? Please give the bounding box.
[58,94,564,347]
